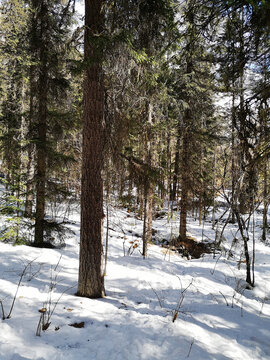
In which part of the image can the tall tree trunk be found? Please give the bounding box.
[262,102,268,242]
[25,66,35,217]
[243,234,252,286]
[171,121,181,202]
[142,102,153,258]
[231,91,236,223]
[179,119,189,240]
[233,209,252,286]
[262,163,268,241]
[138,186,144,220]
[25,147,34,217]
[238,69,248,214]
[34,1,48,245]
[166,124,172,202]
[179,6,195,241]
[237,9,254,215]
[143,184,153,258]
[212,148,217,229]
[198,135,203,226]
[77,0,105,298]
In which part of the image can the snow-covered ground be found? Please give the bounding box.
[0,202,270,360]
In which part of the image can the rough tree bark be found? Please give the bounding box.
[34,0,48,245]
[77,0,105,298]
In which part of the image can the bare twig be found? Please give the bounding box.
[42,284,76,333]
[172,279,193,322]
[0,300,5,320]
[259,296,268,316]
[219,291,229,306]
[123,239,126,256]
[36,308,47,336]
[149,284,163,308]
[210,253,222,275]
[27,262,43,282]
[7,258,37,319]
[54,255,62,272]
[186,338,194,358]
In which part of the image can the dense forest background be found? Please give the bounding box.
[0,0,269,296]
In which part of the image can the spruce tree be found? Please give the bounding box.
[173,0,217,241]
[28,0,75,246]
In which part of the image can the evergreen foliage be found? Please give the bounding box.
[0,0,269,290]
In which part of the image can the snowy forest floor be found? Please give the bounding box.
[0,200,270,360]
